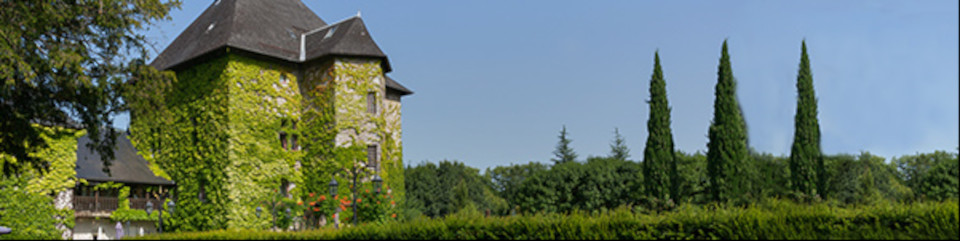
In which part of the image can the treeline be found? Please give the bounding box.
[402,40,959,219]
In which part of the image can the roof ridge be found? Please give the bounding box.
[300,15,361,61]
[223,0,239,49]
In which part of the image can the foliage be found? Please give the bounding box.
[789,40,825,200]
[0,0,181,176]
[706,40,751,204]
[485,162,548,214]
[304,192,340,224]
[823,152,913,205]
[551,126,578,165]
[355,187,399,224]
[403,160,506,218]
[0,125,82,239]
[893,151,959,201]
[0,177,61,240]
[129,199,959,240]
[608,128,630,161]
[642,51,679,203]
[513,157,641,214]
[675,151,708,204]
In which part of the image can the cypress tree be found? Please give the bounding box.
[609,127,630,161]
[789,41,823,199]
[642,51,679,201]
[552,125,578,164]
[706,40,750,203]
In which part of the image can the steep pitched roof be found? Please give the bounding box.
[386,75,413,96]
[75,133,174,185]
[302,17,387,64]
[151,0,410,94]
[150,0,326,70]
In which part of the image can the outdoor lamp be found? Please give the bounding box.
[372,174,383,194]
[168,200,176,214]
[256,206,262,218]
[329,177,338,197]
[145,201,154,215]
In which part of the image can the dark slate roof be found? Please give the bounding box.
[150,0,326,70]
[151,0,410,96]
[302,17,389,68]
[75,133,174,185]
[385,75,413,95]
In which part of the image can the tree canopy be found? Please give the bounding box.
[0,0,181,176]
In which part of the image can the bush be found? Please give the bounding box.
[0,177,62,240]
[127,199,958,240]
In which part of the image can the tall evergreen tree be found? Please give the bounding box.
[706,40,750,203]
[609,127,630,161]
[552,125,578,165]
[789,41,823,199]
[642,51,679,201]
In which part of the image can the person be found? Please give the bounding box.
[115,221,124,239]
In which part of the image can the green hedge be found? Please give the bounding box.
[127,199,958,240]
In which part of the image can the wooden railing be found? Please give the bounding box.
[74,196,176,213]
[130,197,156,210]
[73,196,118,212]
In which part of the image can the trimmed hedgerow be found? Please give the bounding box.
[127,199,958,240]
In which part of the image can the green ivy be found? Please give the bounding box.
[127,53,406,231]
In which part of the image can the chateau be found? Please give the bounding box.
[129,0,411,231]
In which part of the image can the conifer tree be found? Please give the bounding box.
[552,125,578,164]
[706,40,750,203]
[789,40,824,199]
[610,128,630,161]
[642,51,679,201]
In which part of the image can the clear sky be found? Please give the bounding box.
[117,0,959,171]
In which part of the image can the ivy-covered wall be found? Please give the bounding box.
[130,53,232,231]
[129,53,405,231]
[0,124,83,239]
[223,54,304,229]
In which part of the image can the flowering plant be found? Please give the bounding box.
[305,192,340,219]
[356,185,398,223]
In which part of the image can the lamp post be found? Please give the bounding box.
[145,195,174,234]
[372,174,383,194]
[330,161,377,227]
[328,177,339,229]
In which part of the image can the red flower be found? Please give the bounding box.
[390,201,395,205]
[309,192,315,197]
[309,202,316,206]
[365,189,370,193]
[340,205,346,211]
[313,207,320,212]
[357,198,362,203]
[391,213,397,218]
[297,200,303,205]
[319,195,327,201]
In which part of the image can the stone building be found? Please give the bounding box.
[129,0,412,229]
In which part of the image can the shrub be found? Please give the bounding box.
[127,199,958,240]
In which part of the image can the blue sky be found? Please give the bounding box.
[118,0,959,171]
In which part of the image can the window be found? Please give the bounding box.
[279,119,299,151]
[280,180,290,198]
[367,92,377,114]
[367,145,378,170]
[291,134,299,151]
